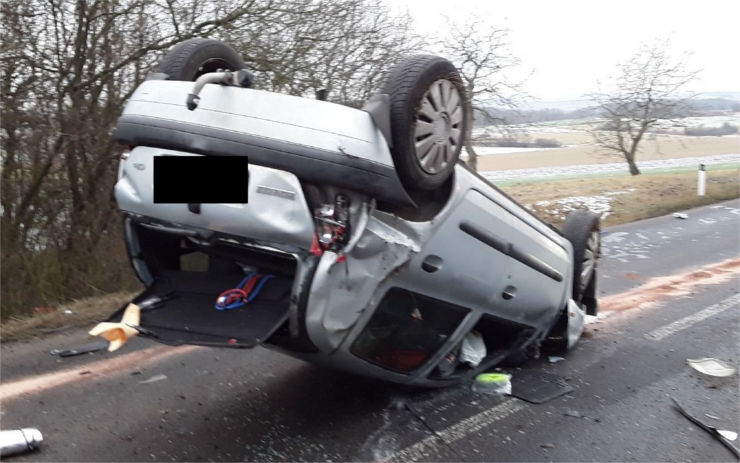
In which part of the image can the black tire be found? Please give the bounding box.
[561,211,600,314]
[380,55,467,191]
[159,38,245,81]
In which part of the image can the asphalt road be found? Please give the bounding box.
[2,200,739,462]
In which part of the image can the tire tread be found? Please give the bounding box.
[380,55,466,191]
[159,38,245,81]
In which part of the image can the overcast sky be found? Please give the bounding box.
[391,0,739,103]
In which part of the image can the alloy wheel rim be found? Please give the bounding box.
[580,230,600,293]
[413,79,464,174]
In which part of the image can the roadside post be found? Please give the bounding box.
[697,164,706,196]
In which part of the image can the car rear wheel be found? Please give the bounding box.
[381,55,467,192]
[159,38,246,81]
[561,211,600,314]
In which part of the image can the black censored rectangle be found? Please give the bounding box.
[153,156,249,203]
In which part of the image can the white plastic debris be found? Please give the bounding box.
[472,373,511,395]
[687,358,736,377]
[673,212,688,219]
[548,356,566,364]
[139,374,168,384]
[459,330,486,367]
[63,309,73,315]
[89,303,141,351]
[0,428,43,457]
[584,312,610,325]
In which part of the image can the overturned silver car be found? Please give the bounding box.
[106,39,600,386]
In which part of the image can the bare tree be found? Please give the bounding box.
[437,17,522,171]
[0,0,418,319]
[0,0,291,317]
[590,41,699,175]
[224,0,419,106]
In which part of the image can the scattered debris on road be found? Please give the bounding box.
[460,331,487,367]
[39,325,71,335]
[564,410,584,418]
[539,442,555,449]
[687,358,736,377]
[673,212,689,219]
[0,428,43,457]
[472,373,511,394]
[584,312,610,325]
[671,397,740,458]
[49,340,109,357]
[139,374,167,384]
[510,371,573,404]
[89,303,141,351]
[548,356,565,364]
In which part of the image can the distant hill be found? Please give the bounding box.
[694,91,740,100]
[476,95,740,126]
[687,98,740,113]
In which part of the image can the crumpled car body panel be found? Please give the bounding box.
[109,79,585,386]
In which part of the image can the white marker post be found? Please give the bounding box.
[697,164,706,196]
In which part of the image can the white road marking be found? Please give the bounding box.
[390,399,525,462]
[645,293,740,341]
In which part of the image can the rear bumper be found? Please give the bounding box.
[114,80,414,206]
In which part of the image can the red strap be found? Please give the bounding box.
[310,234,323,256]
[240,274,260,300]
[218,288,247,305]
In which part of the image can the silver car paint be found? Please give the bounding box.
[116,147,315,252]
[297,165,575,385]
[114,84,581,384]
[305,213,420,352]
[121,81,396,169]
[115,146,577,384]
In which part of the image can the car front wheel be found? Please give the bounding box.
[562,210,600,314]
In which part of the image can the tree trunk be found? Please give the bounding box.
[626,155,641,175]
[463,101,477,171]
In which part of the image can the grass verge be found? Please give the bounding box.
[2,168,738,343]
[502,167,739,228]
[1,290,139,343]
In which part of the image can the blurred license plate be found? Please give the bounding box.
[153,155,249,203]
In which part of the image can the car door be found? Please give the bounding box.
[398,177,570,327]
[399,188,515,316]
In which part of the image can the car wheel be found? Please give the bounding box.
[159,38,246,81]
[561,211,600,313]
[381,55,467,191]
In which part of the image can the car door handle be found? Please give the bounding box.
[502,285,516,300]
[421,255,443,273]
